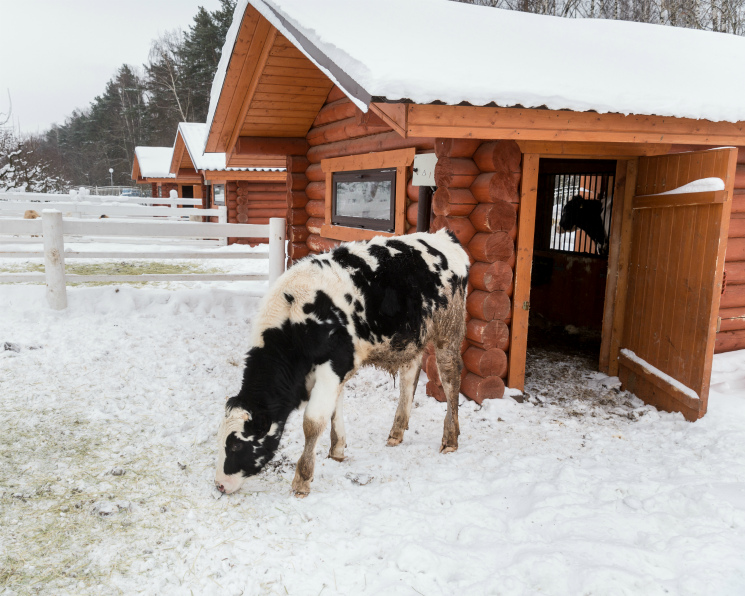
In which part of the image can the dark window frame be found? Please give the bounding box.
[331,168,397,232]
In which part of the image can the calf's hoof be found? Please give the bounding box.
[386,436,403,447]
[327,453,345,462]
[439,443,458,454]
[291,472,312,496]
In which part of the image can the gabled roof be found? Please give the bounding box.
[175,122,286,173]
[132,147,175,180]
[206,0,745,144]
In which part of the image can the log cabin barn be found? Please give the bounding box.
[204,0,745,421]
[131,146,182,200]
[168,122,288,243]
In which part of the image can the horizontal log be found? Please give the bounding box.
[432,192,475,217]
[307,132,434,163]
[307,234,340,254]
[236,207,286,218]
[306,163,325,182]
[470,172,521,204]
[306,200,325,218]
[468,232,514,263]
[306,217,324,235]
[407,202,418,227]
[467,290,511,321]
[715,329,745,353]
[461,373,505,404]
[431,216,476,245]
[407,180,419,202]
[287,155,309,174]
[732,194,745,214]
[326,86,347,103]
[469,201,517,233]
[434,138,482,159]
[469,260,513,293]
[737,164,745,189]
[720,282,745,309]
[726,238,745,262]
[434,157,480,188]
[307,116,390,146]
[235,182,286,192]
[729,218,745,238]
[291,242,310,261]
[312,98,358,128]
[724,261,745,284]
[289,225,310,243]
[235,192,286,203]
[473,140,522,174]
[466,319,510,351]
[719,307,745,332]
[287,173,307,192]
[288,190,308,209]
[463,347,508,378]
[433,187,476,206]
[288,208,309,226]
[306,181,326,201]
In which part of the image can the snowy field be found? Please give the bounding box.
[2,256,745,595]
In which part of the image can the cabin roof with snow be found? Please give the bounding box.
[172,122,286,174]
[132,146,176,181]
[204,0,745,157]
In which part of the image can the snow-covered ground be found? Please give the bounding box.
[2,257,745,595]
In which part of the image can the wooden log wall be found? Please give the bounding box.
[227,179,287,245]
[716,148,745,352]
[293,86,434,263]
[423,139,521,404]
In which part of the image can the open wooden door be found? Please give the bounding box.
[612,148,738,421]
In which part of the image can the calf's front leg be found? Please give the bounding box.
[292,361,341,497]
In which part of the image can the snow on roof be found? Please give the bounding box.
[206,0,745,140]
[134,147,175,179]
[179,122,285,172]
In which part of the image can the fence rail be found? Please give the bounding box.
[0,210,286,310]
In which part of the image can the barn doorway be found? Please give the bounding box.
[527,159,617,359]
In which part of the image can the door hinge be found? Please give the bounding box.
[523,301,530,311]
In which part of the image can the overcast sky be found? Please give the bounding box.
[0,0,225,135]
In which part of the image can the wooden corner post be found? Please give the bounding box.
[507,153,539,390]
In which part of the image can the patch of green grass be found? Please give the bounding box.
[0,260,224,286]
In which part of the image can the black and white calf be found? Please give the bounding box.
[559,193,611,255]
[215,229,470,496]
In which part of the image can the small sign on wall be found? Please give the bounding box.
[412,153,437,186]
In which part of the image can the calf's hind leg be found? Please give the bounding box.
[328,388,346,461]
[387,355,423,446]
[292,362,340,497]
[435,346,462,454]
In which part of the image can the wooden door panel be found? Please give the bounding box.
[618,147,738,420]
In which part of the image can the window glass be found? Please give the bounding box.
[213,184,225,206]
[332,169,395,231]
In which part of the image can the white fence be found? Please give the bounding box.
[0,210,286,310]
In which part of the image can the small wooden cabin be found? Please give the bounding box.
[204,0,745,420]
[131,146,185,200]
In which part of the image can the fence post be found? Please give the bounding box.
[42,210,67,310]
[268,218,286,287]
[218,206,228,246]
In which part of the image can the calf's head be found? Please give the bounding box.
[215,405,282,494]
[558,194,586,233]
